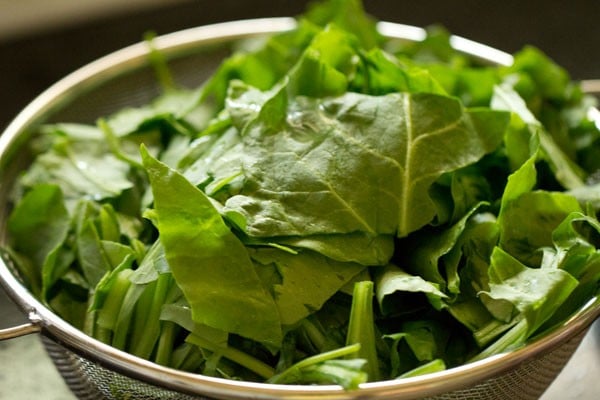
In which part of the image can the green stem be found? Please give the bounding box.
[83,297,96,337]
[111,283,145,350]
[346,281,380,381]
[131,273,171,358]
[144,31,175,92]
[155,321,177,366]
[268,343,361,384]
[98,118,144,170]
[95,326,112,345]
[172,342,204,371]
[130,280,156,348]
[396,359,446,379]
[180,349,205,372]
[470,317,528,362]
[301,318,327,352]
[96,269,133,331]
[187,334,275,380]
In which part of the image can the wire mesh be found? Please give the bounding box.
[41,327,587,400]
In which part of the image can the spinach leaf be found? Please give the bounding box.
[401,203,487,292]
[499,190,582,266]
[268,344,366,389]
[7,184,69,295]
[224,85,508,239]
[249,247,365,326]
[492,83,586,189]
[305,0,380,49]
[351,48,447,96]
[537,212,600,329]
[4,0,600,387]
[483,247,578,337]
[270,232,394,265]
[141,146,283,346]
[374,264,447,315]
[19,133,133,206]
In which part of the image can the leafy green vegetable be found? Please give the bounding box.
[222,84,508,239]
[141,145,283,347]
[269,343,366,388]
[7,184,69,296]
[345,281,380,381]
[249,247,365,327]
[4,0,599,390]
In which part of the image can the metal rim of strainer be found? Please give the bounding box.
[0,17,599,400]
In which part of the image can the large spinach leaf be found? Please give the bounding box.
[141,146,283,346]
[223,84,508,239]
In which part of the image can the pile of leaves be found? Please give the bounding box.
[5,0,600,389]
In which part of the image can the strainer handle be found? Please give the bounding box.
[0,322,41,340]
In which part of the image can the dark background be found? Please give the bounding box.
[1,0,599,130]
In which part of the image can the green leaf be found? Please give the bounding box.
[287,25,359,98]
[223,90,507,239]
[499,190,582,266]
[269,343,366,389]
[374,264,447,315]
[19,134,133,205]
[537,212,600,329]
[141,145,283,346]
[129,240,170,285]
[249,247,365,326]
[77,219,112,288]
[507,46,570,101]
[402,203,487,291]
[7,184,69,294]
[304,0,380,49]
[271,232,394,265]
[274,358,368,389]
[483,247,579,336]
[202,18,321,108]
[492,83,585,189]
[352,48,447,96]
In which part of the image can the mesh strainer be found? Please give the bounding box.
[0,18,599,400]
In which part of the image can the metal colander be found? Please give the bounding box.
[0,18,599,400]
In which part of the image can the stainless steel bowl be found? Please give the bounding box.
[0,17,599,400]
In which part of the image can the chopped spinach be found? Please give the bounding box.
[4,0,600,389]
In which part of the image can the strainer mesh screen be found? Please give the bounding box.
[42,329,586,400]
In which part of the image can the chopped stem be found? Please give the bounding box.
[83,298,96,337]
[111,283,145,350]
[346,281,380,381]
[132,273,171,358]
[96,269,133,331]
[470,317,528,362]
[268,343,361,384]
[301,318,327,352]
[98,118,144,169]
[155,321,177,366]
[130,279,155,349]
[180,348,205,372]
[396,359,446,379]
[187,334,276,380]
[144,32,175,92]
[95,326,112,345]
